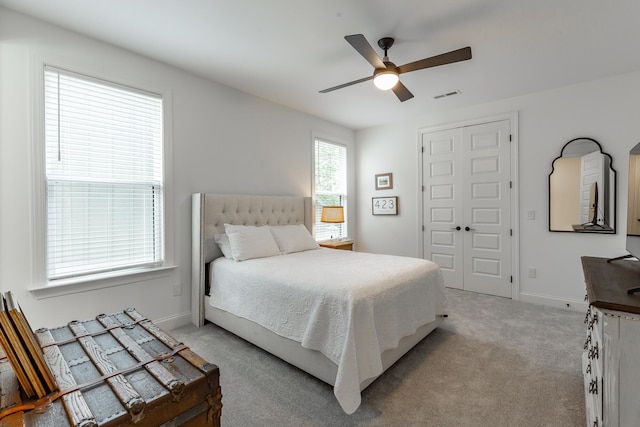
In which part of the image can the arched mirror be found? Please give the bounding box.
[549,137,616,233]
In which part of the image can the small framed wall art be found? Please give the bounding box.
[372,196,398,215]
[375,173,393,190]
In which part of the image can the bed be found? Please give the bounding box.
[191,193,447,414]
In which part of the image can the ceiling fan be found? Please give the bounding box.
[319,34,472,102]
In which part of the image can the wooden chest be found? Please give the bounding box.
[0,308,221,427]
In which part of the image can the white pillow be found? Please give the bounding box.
[223,224,281,261]
[213,233,233,259]
[270,224,319,254]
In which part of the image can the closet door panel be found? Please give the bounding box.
[423,128,464,289]
[462,120,512,298]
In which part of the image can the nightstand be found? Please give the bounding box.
[319,240,353,251]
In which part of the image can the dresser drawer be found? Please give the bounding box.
[583,344,602,423]
[583,353,601,427]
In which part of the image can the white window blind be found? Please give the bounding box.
[314,138,347,240]
[44,66,164,281]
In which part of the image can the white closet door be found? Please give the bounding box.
[422,119,512,298]
[422,128,464,289]
[462,120,512,298]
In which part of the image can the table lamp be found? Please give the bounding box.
[321,206,344,240]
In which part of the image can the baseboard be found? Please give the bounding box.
[519,292,588,313]
[153,311,192,331]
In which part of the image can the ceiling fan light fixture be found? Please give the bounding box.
[373,70,399,91]
[319,34,471,103]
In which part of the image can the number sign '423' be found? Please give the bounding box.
[372,197,398,215]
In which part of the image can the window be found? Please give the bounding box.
[314,138,347,240]
[44,66,164,281]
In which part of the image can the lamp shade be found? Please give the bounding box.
[321,206,344,223]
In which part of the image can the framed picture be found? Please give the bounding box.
[375,173,393,190]
[372,196,398,215]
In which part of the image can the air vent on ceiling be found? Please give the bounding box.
[434,90,461,99]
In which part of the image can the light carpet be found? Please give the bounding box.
[170,288,586,426]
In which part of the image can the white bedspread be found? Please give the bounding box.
[208,248,447,413]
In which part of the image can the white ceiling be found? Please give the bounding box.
[2,0,639,130]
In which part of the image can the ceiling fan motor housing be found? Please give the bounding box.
[373,62,398,77]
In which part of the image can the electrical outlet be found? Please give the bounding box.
[172,283,182,296]
[527,210,535,220]
[528,268,536,278]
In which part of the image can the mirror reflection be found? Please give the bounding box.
[628,143,640,236]
[549,137,616,233]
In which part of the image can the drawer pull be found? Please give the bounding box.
[589,379,598,394]
[588,344,599,360]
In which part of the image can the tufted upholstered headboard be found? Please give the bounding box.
[191,193,313,326]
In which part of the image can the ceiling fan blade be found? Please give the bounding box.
[319,76,373,93]
[392,81,414,102]
[397,46,472,74]
[345,34,386,69]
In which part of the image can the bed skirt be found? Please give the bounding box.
[204,295,444,390]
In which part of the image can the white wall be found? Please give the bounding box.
[0,8,355,329]
[356,71,640,310]
[3,7,636,328]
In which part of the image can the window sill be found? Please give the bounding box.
[29,265,177,300]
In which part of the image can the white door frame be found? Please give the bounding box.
[416,111,520,300]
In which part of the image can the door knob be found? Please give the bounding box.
[451,226,461,230]
[465,226,475,231]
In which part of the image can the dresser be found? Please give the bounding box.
[581,256,640,427]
